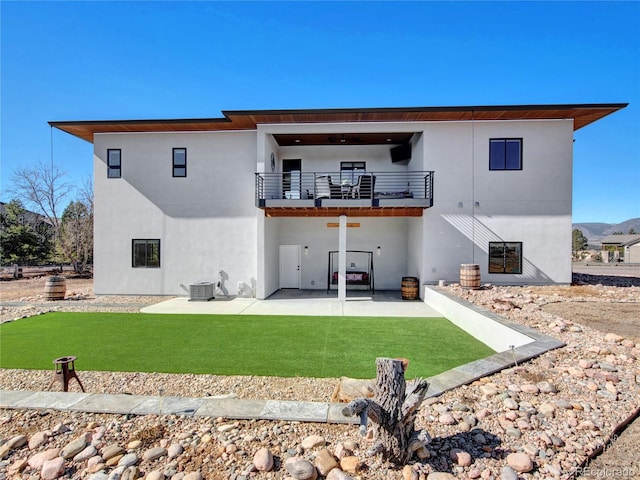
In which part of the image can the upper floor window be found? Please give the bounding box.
[173,148,187,177]
[107,149,121,178]
[489,241,522,274]
[132,239,160,268]
[340,161,366,184]
[489,139,522,170]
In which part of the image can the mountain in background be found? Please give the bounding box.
[573,218,640,248]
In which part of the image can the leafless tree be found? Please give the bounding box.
[61,177,94,273]
[10,162,90,272]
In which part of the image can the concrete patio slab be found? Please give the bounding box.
[140,290,443,318]
[141,297,257,315]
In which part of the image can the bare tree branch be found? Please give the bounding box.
[10,162,80,270]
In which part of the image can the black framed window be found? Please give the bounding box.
[107,149,121,178]
[132,239,160,268]
[489,242,522,274]
[173,148,187,177]
[489,139,522,170]
[340,161,366,184]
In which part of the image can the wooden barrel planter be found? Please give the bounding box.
[44,276,66,301]
[460,264,481,289]
[401,276,419,300]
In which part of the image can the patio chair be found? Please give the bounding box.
[352,174,375,199]
[316,175,342,199]
[327,176,342,199]
[315,175,331,199]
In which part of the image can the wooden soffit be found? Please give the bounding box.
[263,207,425,218]
[50,103,628,144]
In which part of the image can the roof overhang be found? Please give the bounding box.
[49,103,628,144]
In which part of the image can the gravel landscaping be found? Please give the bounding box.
[1,274,639,479]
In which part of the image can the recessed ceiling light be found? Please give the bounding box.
[386,138,392,142]
[294,139,301,143]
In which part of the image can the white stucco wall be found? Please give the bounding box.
[420,119,573,285]
[93,130,258,295]
[92,117,574,296]
[270,217,410,292]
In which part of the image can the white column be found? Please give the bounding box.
[338,215,347,302]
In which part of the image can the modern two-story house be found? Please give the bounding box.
[50,103,626,299]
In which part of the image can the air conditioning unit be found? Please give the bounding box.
[189,282,214,301]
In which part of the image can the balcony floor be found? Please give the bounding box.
[263,205,427,217]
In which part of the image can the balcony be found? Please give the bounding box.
[255,171,433,217]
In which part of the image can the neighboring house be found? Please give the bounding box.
[50,103,627,299]
[601,234,640,263]
[0,201,53,230]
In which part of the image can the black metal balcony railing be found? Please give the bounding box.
[255,171,434,208]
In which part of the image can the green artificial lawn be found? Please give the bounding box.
[0,313,494,378]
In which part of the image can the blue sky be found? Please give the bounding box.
[1,1,638,224]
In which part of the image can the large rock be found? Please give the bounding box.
[28,448,61,469]
[144,470,164,480]
[88,473,109,480]
[183,473,202,480]
[101,444,125,461]
[479,383,498,397]
[403,464,419,480]
[537,381,557,394]
[500,466,518,480]
[450,448,472,467]
[0,444,10,460]
[74,445,98,463]
[117,453,139,467]
[438,413,456,425]
[539,402,556,416]
[107,465,125,480]
[301,434,325,450]
[605,332,624,343]
[122,466,140,480]
[314,448,338,475]
[62,436,88,459]
[143,447,167,461]
[8,458,28,475]
[506,452,533,473]
[126,440,142,450]
[285,457,318,480]
[167,443,183,459]
[7,434,28,449]
[520,384,539,394]
[331,377,375,402]
[339,456,361,474]
[41,457,65,480]
[29,431,50,450]
[327,469,354,480]
[427,473,456,480]
[253,447,274,472]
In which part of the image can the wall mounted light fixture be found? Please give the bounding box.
[377,246,381,255]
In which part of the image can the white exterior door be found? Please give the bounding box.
[279,245,301,289]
